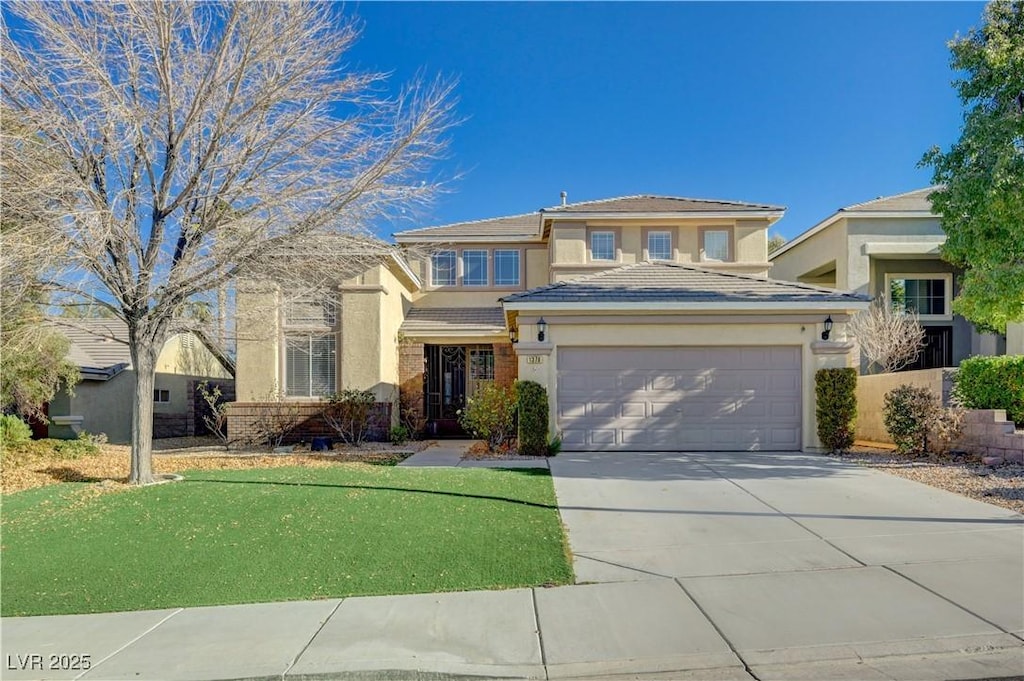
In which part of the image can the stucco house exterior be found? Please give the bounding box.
[48,319,235,442]
[768,188,1016,368]
[232,194,870,452]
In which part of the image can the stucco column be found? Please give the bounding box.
[513,341,554,437]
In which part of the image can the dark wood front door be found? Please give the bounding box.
[903,326,953,370]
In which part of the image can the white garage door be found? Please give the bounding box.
[557,346,802,451]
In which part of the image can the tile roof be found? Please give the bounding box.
[841,187,937,213]
[543,195,785,213]
[393,212,541,240]
[399,307,507,334]
[502,262,867,305]
[51,318,133,372]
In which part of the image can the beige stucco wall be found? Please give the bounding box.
[156,333,232,379]
[845,217,946,295]
[234,284,281,400]
[769,218,848,287]
[513,315,857,451]
[736,219,769,264]
[1006,323,1024,355]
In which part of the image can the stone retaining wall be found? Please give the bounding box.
[953,410,1024,464]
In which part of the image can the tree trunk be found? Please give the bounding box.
[128,335,161,485]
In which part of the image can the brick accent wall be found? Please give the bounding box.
[952,410,1024,464]
[495,342,517,387]
[398,340,426,435]
[225,401,390,447]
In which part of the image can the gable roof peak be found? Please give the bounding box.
[541,194,786,213]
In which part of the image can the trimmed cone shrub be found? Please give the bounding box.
[516,380,549,456]
[953,355,1024,427]
[815,368,857,453]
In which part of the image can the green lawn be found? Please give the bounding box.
[1,465,574,616]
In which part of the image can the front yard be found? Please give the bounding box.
[1,463,574,617]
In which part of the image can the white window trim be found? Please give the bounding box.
[462,249,489,287]
[430,250,458,287]
[701,229,731,262]
[884,272,953,321]
[590,231,616,262]
[493,249,521,287]
[646,230,672,261]
[283,333,337,399]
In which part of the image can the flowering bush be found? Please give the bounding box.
[459,383,516,451]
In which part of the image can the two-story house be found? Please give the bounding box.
[769,188,1011,370]
[233,194,869,452]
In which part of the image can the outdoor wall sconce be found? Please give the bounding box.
[508,327,518,344]
[821,315,833,341]
[537,317,547,342]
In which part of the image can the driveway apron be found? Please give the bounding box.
[549,450,1024,673]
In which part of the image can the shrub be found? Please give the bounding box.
[389,425,409,445]
[516,381,549,456]
[196,381,232,448]
[250,390,303,448]
[1,415,32,448]
[459,382,517,451]
[882,385,964,455]
[52,432,102,458]
[815,368,857,453]
[953,355,1024,426]
[323,389,376,446]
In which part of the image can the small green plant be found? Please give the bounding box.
[52,432,102,458]
[323,389,377,446]
[1,415,32,448]
[883,385,964,455]
[953,355,1024,426]
[516,380,549,456]
[389,424,410,445]
[459,383,517,451]
[814,368,857,453]
[547,434,562,457]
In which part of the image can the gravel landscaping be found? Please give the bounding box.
[834,447,1024,514]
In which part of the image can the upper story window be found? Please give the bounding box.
[462,250,489,286]
[887,273,952,318]
[702,230,730,262]
[494,249,520,286]
[590,231,615,261]
[285,295,336,326]
[647,231,672,260]
[431,250,457,286]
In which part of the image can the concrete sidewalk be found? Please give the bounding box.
[398,440,550,469]
[3,579,1021,681]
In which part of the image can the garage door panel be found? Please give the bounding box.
[558,346,801,452]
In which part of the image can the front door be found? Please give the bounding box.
[424,345,495,437]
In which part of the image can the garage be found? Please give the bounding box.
[557,346,802,451]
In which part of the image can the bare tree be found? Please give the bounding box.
[2,2,455,483]
[847,300,926,374]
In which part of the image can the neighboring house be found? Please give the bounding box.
[48,319,235,443]
[769,188,1012,369]
[233,194,869,452]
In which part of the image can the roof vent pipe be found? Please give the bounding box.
[560,190,567,206]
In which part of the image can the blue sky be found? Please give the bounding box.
[347,2,985,241]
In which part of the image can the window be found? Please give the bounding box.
[647,231,672,260]
[887,274,951,318]
[702,230,730,261]
[494,249,520,286]
[286,335,336,397]
[153,389,170,403]
[285,296,336,326]
[591,231,615,261]
[462,250,488,286]
[469,348,495,380]
[431,250,456,286]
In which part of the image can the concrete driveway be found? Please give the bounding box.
[549,450,1024,678]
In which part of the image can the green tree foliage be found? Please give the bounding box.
[814,368,858,453]
[921,0,1024,334]
[516,380,549,456]
[767,233,787,254]
[954,355,1024,425]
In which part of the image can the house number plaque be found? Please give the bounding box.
[526,355,544,365]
